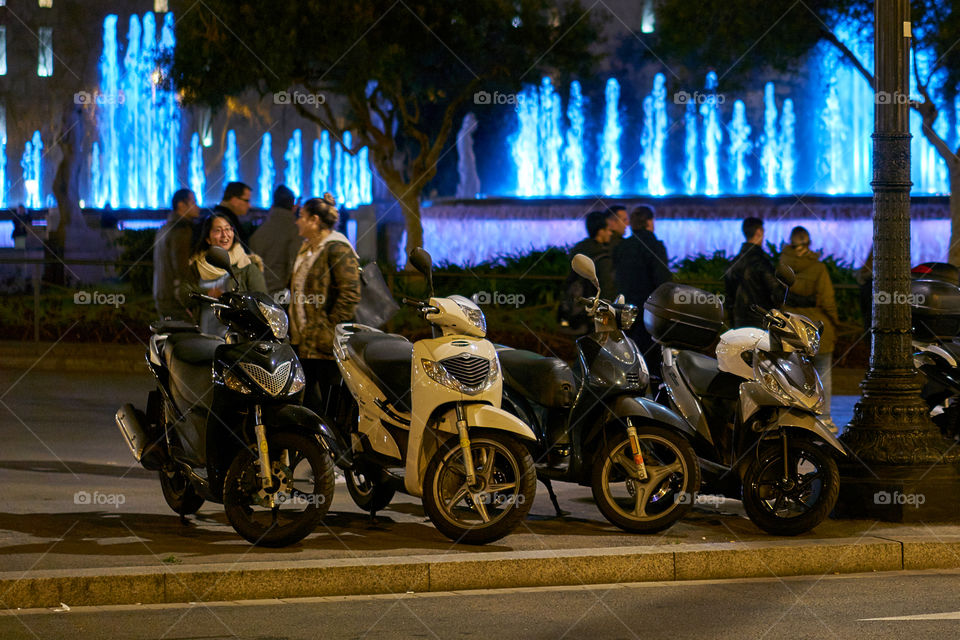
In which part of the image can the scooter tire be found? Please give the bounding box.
[741,436,839,536]
[223,431,335,547]
[346,465,397,513]
[591,426,700,534]
[423,431,536,545]
[159,468,205,516]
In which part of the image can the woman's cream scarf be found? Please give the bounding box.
[194,243,252,280]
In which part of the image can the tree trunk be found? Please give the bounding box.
[948,169,960,266]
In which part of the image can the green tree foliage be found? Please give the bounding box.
[653,0,960,263]
[168,1,603,257]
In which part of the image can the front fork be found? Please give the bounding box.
[455,403,478,488]
[625,418,648,480]
[253,405,274,491]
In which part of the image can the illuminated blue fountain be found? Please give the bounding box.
[21,131,42,209]
[728,100,752,193]
[700,72,722,196]
[311,131,331,197]
[540,78,563,195]
[761,82,780,195]
[563,81,585,196]
[682,101,698,194]
[600,78,622,195]
[284,129,302,198]
[188,133,204,201]
[224,130,239,183]
[640,73,668,196]
[780,99,796,193]
[258,133,274,208]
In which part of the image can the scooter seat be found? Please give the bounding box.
[676,350,741,398]
[165,333,222,366]
[498,348,576,408]
[348,332,413,413]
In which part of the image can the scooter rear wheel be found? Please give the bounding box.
[423,431,536,545]
[591,426,700,533]
[223,431,335,547]
[159,467,205,516]
[346,465,397,513]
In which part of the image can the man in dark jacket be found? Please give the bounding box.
[152,188,199,319]
[250,185,301,293]
[614,205,671,358]
[606,204,628,251]
[725,216,785,328]
[212,181,253,247]
[560,210,616,334]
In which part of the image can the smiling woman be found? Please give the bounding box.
[177,212,267,333]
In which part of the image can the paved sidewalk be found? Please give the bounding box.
[0,352,946,611]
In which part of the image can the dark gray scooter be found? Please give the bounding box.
[497,255,701,533]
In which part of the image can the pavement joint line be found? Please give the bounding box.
[1,536,954,611]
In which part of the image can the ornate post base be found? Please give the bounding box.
[835,371,960,521]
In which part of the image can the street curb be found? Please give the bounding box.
[2,536,955,610]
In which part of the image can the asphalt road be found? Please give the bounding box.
[3,569,960,639]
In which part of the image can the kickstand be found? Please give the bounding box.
[541,478,568,518]
[179,514,190,526]
[367,510,379,526]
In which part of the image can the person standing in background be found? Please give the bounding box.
[250,185,301,296]
[152,189,199,320]
[779,226,841,432]
[606,204,628,251]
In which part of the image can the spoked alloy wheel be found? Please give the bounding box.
[741,435,839,536]
[223,431,335,547]
[423,431,536,545]
[591,426,700,533]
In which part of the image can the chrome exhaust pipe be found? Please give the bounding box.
[115,403,165,470]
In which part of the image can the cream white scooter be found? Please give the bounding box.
[328,248,537,544]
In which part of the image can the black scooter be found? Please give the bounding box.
[497,254,700,533]
[115,246,340,547]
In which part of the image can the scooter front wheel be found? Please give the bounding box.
[159,467,205,516]
[741,435,839,536]
[346,465,397,513]
[423,431,536,545]
[223,431,335,547]
[591,426,700,533]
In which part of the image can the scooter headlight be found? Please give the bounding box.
[288,361,306,394]
[223,368,252,394]
[802,324,820,356]
[256,300,289,340]
[421,358,461,391]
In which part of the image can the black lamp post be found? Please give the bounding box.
[836,0,960,520]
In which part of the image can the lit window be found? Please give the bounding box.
[37,27,52,77]
[154,0,168,11]
[0,27,6,76]
[38,0,52,7]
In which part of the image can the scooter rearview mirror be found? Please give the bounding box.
[776,263,796,287]
[409,247,435,297]
[206,246,239,286]
[572,254,600,291]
